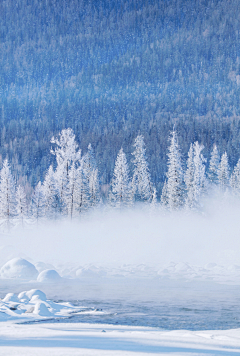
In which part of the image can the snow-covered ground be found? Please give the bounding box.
[0,321,240,355]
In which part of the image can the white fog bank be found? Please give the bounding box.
[0,195,240,268]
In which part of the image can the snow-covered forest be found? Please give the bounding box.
[0,127,239,226]
[2,0,240,194]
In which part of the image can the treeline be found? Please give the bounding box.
[1,0,240,191]
[0,128,239,228]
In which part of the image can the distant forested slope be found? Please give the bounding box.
[1,0,240,194]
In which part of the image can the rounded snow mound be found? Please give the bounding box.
[2,293,19,303]
[33,301,52,316]
[0,258,38,280]
[26,289,47,301]
[37,269,62,283]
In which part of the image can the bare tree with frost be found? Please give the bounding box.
[132,135,153,203]
[161,130,184,210]
[111,148,131,208]
[51,128,81,215]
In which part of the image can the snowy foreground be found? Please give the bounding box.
[0,289,240,355]
[1,321,240,355]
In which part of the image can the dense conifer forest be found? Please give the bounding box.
[1,0,240,195]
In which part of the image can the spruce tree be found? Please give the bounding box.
[16,185,27,226]
[218,152,230,191]
[162,130,184,210]
[0,159,16,225]
[132,135,153,203]
[111,148,131,208]
[208,144,220,184]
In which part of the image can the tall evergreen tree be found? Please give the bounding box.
[218,152,230,191]
[230,158,240,195]
[208,144,220,184]
[132,135,153,203]
[161,130,184,210]
[184,144,195,209]
[42,165,58,219]
[192,141,206,208]
[16,185,27,227]
[111,148,131,208]
[31,181,45,222]
[0,159,16,224]
[82,144,100,207]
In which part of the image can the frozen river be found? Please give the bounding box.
[2,277,240,330]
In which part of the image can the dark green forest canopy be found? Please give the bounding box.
[1,0,240,193]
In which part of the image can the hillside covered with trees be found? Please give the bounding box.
[1,0,240,194]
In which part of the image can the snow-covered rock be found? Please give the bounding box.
[33,302,52,316]
[26,289,47,301]
[2,293,19,303]
[37,269,62,283]
[0,258,38,280]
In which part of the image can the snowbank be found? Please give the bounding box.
[0,322,240,356]
[37,269,62,283]
[0,258,38,280]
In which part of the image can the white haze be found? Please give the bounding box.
[1,195,240,268]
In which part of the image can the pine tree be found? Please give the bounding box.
[184,144,195,209]
[132,135,153,203]
[0,159,16,225]
[230,159,240,195]
[160,181,168,206]
[161,130,184,210]
[218,152,230,191]
[111,148,131,207]
[208,144,220,184]
[31,181,45,222]
[82,144,100,207]
[192,141,206,207]
[75,164,89,214]
[42,166,58,219]
[16,185,27,227]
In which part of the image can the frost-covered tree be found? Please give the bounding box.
[111,148,131,207]
[132,135,153,203]
[75,164,89,214]
[230,159,240,195]
[218,152,230,191]
[51,128,81,214]
[192,141,206,207]
[0,159,16,223]
[184,143,195,209]
[31,181,45,222]
[16,185,27,226]
[161,130,184,210]
[208,145,220,184]
[82,144,100,207]
[160,181,168,206]
[42,166,58,219]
